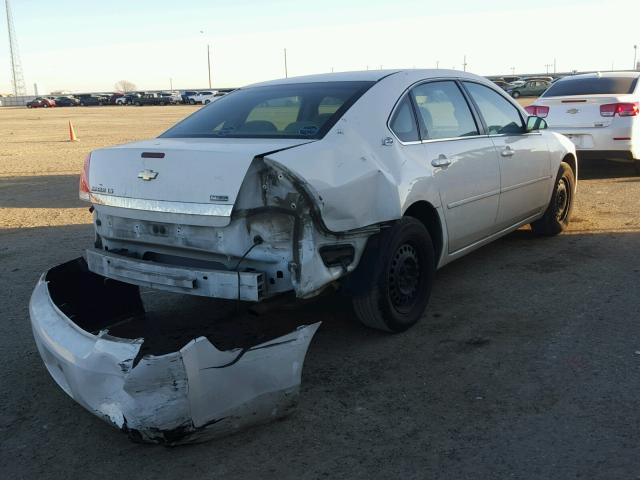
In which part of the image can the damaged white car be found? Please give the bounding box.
[30,69,577,443]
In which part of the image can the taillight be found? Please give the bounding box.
[525,105,549,118]
[600,102,639,117]
[79,153,91,201]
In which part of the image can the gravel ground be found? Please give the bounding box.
[1,106,640,479]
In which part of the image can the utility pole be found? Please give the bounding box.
[553,58,556,74]
[284,48,288,78]
[510,66,515,76]
[634,45,638,71]
[463,55,467,72]
[170,78,173,91]
[545,63,552,74]
[436,60,439,69]
[207,44,212,88]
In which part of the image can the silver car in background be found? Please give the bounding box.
[76,69,577,332]
[29,70,577,443]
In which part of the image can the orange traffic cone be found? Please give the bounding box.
[68,120,78,142]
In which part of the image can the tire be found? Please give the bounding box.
[43,104,49,108]
[352,217,435,333]
[204,99,210,105]
[26,104,32,108]
[512,91,521,98]
[135,101,141,106]
[189,99,196,105]
[530,162,575,236]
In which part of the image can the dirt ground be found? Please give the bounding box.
[1,105,640,479]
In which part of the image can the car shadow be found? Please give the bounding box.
[0,174,83,209]
[4,220,640,476]
[578,158,637,180]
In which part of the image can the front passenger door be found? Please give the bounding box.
[410,81,501,253]
[463,82,551,229]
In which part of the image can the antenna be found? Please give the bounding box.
[5,0,26,96]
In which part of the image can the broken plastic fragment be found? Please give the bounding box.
[29,258,320,445]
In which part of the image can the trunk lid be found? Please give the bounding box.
[535,94,634,128]
[88,138,310,215]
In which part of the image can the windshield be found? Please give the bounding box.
[161,81,374,139]
[542,76,638,97]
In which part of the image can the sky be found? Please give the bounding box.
[0,0,639,94]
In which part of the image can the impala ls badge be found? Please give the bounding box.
[138,169,159,181]
[567,108,580,114]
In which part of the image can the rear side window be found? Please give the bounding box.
[464,82,524,135]
[410,81,479,140]
[389,96,420,142]
[161,81,374,139]
[543,77,638,97]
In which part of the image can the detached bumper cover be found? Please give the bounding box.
[29,258,319,445]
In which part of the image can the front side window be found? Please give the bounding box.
[161,81,374,139]
[464,82,524,135]
[389,96,420,142]
[410,81,479,140]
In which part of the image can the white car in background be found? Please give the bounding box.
[527,72,640,172]
[189,90,217,104]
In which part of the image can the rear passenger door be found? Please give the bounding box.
[463,82,551,229]
[410,81,501,253]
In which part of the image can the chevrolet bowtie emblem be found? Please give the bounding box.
[567,108,579,114]
[138,169,159,181]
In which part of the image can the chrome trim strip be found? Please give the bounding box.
[501,175,552,194]
[90,193,234,217]
[446,189,500,209]
[421,134,489,144]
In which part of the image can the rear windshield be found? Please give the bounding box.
[542,76,638,97]
[161,81,374,139]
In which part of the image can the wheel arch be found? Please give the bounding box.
[403,200,444,267]
[562,153,578,189]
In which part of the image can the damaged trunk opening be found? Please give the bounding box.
[30,258,320,445]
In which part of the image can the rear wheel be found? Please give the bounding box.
[189,99,196,105]
[531,161,575,236]
[352,218,435,333]
[512,91,521,98]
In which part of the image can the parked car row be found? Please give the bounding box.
[24,90,231,108]
[489,76,557,98]
[26,96,79,108]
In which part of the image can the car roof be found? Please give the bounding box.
[557,71,640,82]
[247,69,486,88]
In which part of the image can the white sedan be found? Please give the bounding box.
[29,69,577,442]
[189,90,217,104]
[527,71,639,172]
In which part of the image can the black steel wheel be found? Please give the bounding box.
[352,217,435,332]
[531,161,575,236]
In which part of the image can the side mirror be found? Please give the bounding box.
[526,116,547,132]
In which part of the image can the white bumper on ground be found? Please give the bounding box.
[29,259,319,445]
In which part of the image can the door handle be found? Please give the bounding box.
[431,154,451,168]
[501,147,515,157]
